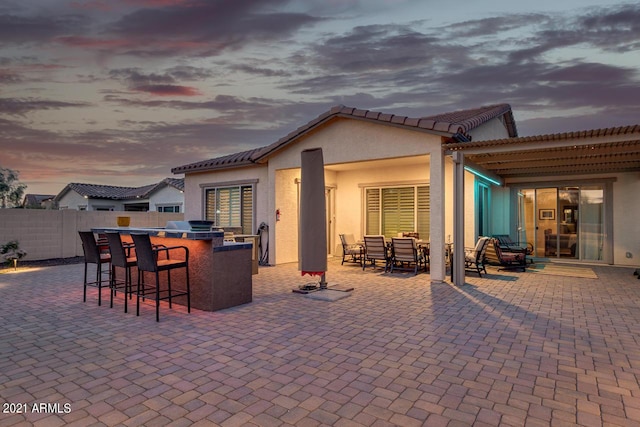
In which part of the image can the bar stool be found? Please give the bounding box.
[78,231,111,306]
[105,231,137,313]
[131,233,191,322]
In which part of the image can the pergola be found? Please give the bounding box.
[444,125,640,285]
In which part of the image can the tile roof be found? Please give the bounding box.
[54,178,184,201]
[22,194,55,207]
[171,148,262,174]
[172,104,515,174]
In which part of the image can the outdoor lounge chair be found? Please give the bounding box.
[79,231,111,306]
[362,235,390,272]
[492,234,533,263]
[490,238,527,272]
[390,237,427,275]
[464,237,490,277]
[339,233,363,266]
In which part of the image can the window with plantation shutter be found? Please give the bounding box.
[205,184,254,232]
[365,184,430,238]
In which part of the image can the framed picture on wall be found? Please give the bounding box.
[539,209,555,220]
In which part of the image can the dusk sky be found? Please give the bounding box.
[1,0,639,196]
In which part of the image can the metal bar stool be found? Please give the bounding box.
[131,233,191,322]
[78,231,111,306]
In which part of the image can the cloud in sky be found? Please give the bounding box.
[0,0,639,195]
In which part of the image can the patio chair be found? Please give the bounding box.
[493,234,533,263]
[105,231,137,313]
[490,238,527,272]
[131,233,191,322]
[362,235,390,272]
[339,233,363,266]
[78,231,111,306]
[464,237,490,277]
[390,237,427,275]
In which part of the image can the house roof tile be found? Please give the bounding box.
[53,178,184,202]
[23,194,55,207]
[172,103,516,174]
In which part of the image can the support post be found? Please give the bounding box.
[452,151,465,286]
[429,149,446,283]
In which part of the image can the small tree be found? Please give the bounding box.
[0,167,27,208]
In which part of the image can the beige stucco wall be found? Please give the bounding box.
[468,117,512,141]
[147,186,184,212]
[0,210,183,261]
[613,172,640,266]
[267,119,442,170]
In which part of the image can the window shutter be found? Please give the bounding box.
[205,189,216,222]
[416,186,430,239]
[366,189,380,235]
[241,186,253,234]
[382,187,414,237]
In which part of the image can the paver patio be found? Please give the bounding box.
[1,259,639,426]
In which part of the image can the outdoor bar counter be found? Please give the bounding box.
[92,227,253,312]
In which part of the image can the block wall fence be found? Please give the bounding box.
[0,210,183,261]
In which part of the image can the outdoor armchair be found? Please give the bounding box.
[339,233,363,266]
[390,237,427,275]
[362,235,390,272]
[464,237,490,277]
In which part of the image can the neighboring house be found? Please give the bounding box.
[54,178,184,212]
[22,194,56,209]
[172,104,640,284]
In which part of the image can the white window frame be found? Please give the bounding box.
[362,182,430,238]
[156,204,182,213]
[201,179,257,234]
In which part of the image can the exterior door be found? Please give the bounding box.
[517,185,604,261]
[325,187,335,256]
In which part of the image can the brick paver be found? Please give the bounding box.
[1,260,639,426]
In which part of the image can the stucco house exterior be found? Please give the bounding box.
[172,104,640,284]
[54,178,184,212]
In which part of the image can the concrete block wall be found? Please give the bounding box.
[0,210,183,261]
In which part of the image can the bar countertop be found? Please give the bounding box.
[92,227,223,241]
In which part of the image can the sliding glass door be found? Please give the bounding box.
[516,185,604,261]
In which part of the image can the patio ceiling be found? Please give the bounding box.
[444,125,640,181]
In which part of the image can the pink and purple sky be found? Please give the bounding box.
[1,0,639,196]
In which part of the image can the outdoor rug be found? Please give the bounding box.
[527,262,598,279]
